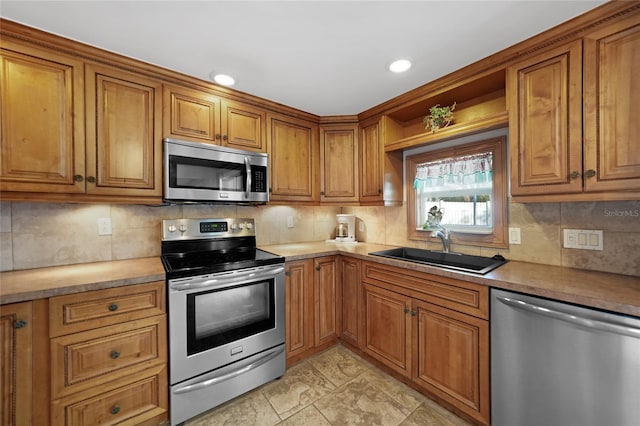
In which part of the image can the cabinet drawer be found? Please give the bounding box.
[52,365,168,426]
[51,316,166,398]
[49,281,165,337]
[362,261,488,319]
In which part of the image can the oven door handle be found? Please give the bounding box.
[244,156,252,199]
[169,266,284,291]
[172,345,284,395]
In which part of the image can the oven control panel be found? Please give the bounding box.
[162,218,255,240]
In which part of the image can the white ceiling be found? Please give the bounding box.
[1,1,606,116]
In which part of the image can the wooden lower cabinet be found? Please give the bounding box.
[1,301,33,426]
[339,256,361,347]
[285,259,314,362]
[362,283,412,378]
[0,300,49,426]
[285,256,338,365]
[413,300,490,424]
[361,261,490,425]
[48,282,168,425]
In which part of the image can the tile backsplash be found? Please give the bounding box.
[0,200,638,276]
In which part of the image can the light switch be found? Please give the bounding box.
[508,227,521,245]
[563,229,603,251]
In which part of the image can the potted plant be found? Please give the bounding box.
[423,102,456,132]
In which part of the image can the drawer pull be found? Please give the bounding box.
[108,304,119,312]
[14,319,28,329]
[111,351,120,359]
[110,405,120,415]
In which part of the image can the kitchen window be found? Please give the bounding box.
[406,136,508,248]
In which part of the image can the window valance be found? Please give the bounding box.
[413,152,493,189]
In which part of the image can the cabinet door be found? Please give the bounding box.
[359,119,383,204]
[285,260,314,362]
[508,40,583,195]
[320,124,358,203]
[340,257,361,347]
[85,63,162,196]
[164,84,221,144]
[0,301,32,426]
[0,42,85,193]
[413,300,489,425]
[584,16,640,192]
[314,256,338,347]
[221,101,266,152]
[362,283,412,378]
[268,113,319,203]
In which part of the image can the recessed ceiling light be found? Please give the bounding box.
[211,73,236,86]
[389,59,412,73]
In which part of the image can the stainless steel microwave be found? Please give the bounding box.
[163,138,269,204]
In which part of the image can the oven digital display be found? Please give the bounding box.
[200,222,228,233]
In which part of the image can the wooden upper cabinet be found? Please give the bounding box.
[359,119,383,204]
[583,15,640,192]
[164,85,266,152]
[85,63,163,197]
[221,101,266,152]
[508,40,583,196]
[0,41,85,193]
[268,113,319,203]
[320,124,359,203]
[164,85,220,143]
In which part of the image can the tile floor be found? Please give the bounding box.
[185,345,471,426]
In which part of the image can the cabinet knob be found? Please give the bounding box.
[13,319,27,329]
[320,191,325,196]
[569,171,580,179]
[110,405,121,415]
[110,350,120,359]
[378,188,382,194]
[215,133,221,140]
[403,307,409,314]
[87,176,96,183]
[74,174,84,182]
[315,266,321,271]
[223,135,228,141]
[585,169,596,178]
[108,304,119,312]
[285,271,290,277]
[410,310,417,316]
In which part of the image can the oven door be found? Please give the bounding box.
[168,264,285,384]
[164,138,268,203]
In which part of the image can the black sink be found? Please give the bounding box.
[369,247,507,275]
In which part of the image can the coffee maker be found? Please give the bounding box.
[335,214,356,243]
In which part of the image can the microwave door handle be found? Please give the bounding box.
[244,156,251,199]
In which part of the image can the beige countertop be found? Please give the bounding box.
[261,241,640,317]
[2,242,638,317]
[0,257,165,304]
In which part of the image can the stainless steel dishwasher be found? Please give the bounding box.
[491,288,640,426]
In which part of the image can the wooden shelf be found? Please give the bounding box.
[381,69,507,151]
[384,110,508,152]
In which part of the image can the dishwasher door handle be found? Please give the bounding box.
[496,295,640,339]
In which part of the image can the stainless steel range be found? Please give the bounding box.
[161,218,285,425]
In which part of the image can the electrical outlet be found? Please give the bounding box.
[98,218,112,236]
[508,227,521,245]
[286,216,294,228]
[359,220,365,232]
[563,229,603,251]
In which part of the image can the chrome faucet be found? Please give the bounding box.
[431,225,451,253]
